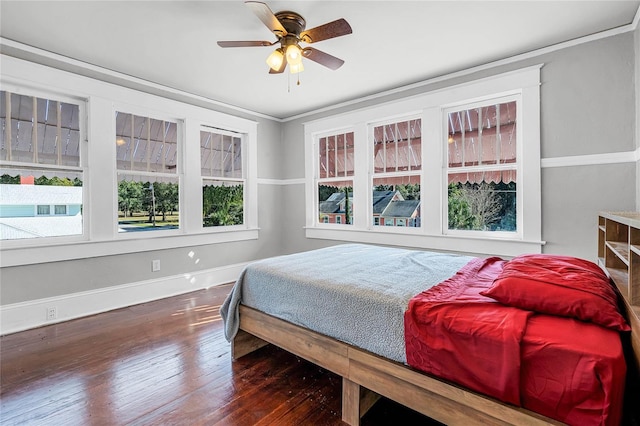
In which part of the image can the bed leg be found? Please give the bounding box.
[342,378,380,425]
[342,378,361,425]
[231,329,268,360]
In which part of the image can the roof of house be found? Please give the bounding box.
[0,216,83,239]
[0,184,82,205]
[319,192,353,214]
[381,199,421,218]
[372,191,398,214]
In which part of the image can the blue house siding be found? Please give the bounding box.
[0,205,34,218]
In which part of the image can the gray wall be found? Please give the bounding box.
[280,32,638,260]
[636,23,640,212]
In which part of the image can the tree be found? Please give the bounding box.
[397,183,420,200]
[203,184,243,226]
[118,180,142,217]
[448,183,475,229]
[343,186,351,224]
[0,174,20,184]
[141,183,157,224]
[318,185,338,202]
[463,182,502,231]
[448,181,504,231]
[154,182,176,222]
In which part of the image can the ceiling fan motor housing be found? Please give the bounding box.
[275,11,306,36]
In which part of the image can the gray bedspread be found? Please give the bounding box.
[220,243,473,363]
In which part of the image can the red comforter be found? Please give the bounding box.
[404,257,627,425]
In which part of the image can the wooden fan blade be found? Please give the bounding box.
[300,18,352,43]
[245,1,287,36]
[217,40,273,48]
[302,47,344,70]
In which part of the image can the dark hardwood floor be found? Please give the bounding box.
[0,284,439,425]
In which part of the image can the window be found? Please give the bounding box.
[446,99,517,234]
[200,127,244,227]
[317,131,354,225]
[0,90,84,241]
[115,112,179,233]
[371,118,421,228]
[1,56,259,266]
[305,66,541,256]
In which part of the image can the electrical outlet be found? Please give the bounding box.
[152,259,161,272]
[46,306,57,321]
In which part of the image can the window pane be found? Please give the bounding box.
[1,91,80,167]
[499,102,517,164]
[447,99,518,233]
[372,176,421,227]
[117,175,179,233]
[115,112,178,173]
[318,182,353,225]
[202,180,244,227]
[447,173,517,232]
[318,132,354,179]
[200,130,242,179]
[373,119,421,173]
[0,170,83,240]
[447,101,516,168]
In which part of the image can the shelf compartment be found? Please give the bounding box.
[631,250,640,306]
[599,212,640,376]
[605,241,630,266]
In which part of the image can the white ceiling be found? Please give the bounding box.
[1,1,639,120]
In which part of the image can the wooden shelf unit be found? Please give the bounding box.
[598,211,640,373]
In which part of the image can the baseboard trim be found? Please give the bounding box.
[0,262,248,335]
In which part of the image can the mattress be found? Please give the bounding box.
[221,243,472,362]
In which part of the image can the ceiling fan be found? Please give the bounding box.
[217,1,352,74]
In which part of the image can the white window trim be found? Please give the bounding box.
[0,55,258,267]
[304,65,542,257]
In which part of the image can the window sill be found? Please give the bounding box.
[304,227,544,257]
[0,228,260,267]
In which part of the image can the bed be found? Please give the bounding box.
[220,244,632,425]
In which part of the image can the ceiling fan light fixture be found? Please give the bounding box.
[266,48,284,71]
[289,62,304,74]
[285,44,303,66]
[217,2,352,77]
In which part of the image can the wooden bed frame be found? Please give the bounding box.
[233,305,567,425]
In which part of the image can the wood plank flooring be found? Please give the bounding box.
[0,284,439,425]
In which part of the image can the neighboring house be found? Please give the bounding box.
[0,183,83,239]
[380,199,421,227]
[319,191,353,224]
[320,190,420,226]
